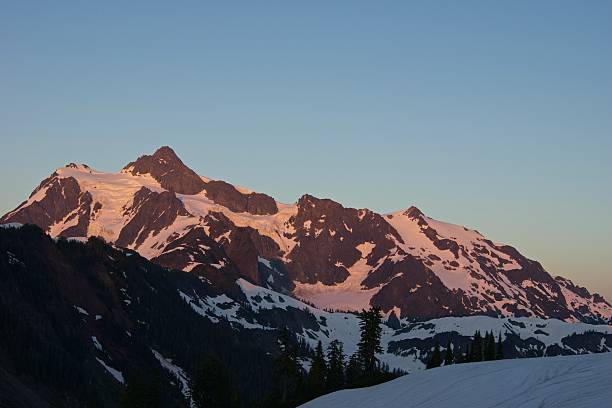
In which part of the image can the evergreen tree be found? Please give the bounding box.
[307,341,327,398]
[463,344,470,364]
[443,340,454,366]
[357,307,383,376]
[426,339,442,369]
[484,331,496,361]
[470,330,483,362]
[190,356,240,408]
[345,353,363,385]
[326,340,345,391]
[272,327,304,406]
[454,344,465,364]
[495,332,505,360]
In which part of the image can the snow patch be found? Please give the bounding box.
[96,358,124,384]
[258,256,272,269]
[0,222,23,229]
[151,349,194,407]
[74,306,89,316]
[92,336,103,351]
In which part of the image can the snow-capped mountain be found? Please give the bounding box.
[3,146,611,324]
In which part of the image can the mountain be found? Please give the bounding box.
[2,224,610,406]
[0,223,282,407]
[2,146,611,324]
[300,352,612,408]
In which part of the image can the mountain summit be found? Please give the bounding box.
[123,146,206,194]
[2,147,611,323]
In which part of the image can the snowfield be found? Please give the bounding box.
[300,353,612,408]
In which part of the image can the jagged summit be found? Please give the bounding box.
[153,145,180,159]
[120,147,279,214]
[123,146,206,195]
[402,205,424,219]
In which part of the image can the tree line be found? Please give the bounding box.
[426,330,505,369]
[259,306,403,408]
[120,316,509,406]
[120,306,400,408]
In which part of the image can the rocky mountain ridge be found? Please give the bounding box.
[3,146,610,324]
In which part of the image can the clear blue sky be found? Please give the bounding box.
[1,1,611,300]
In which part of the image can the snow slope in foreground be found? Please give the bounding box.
[300,352,612,408]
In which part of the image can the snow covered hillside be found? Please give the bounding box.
[300,353,612,408]
[175,275,612,372]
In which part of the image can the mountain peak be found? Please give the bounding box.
[123,146,206,195]
[403,206,424,219]
[151,146,180,162]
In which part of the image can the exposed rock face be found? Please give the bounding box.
[58,191,92,237]
[554,276,612,324]
[369,256,472,321]
[201,212,283,284]
[2,146,611,324]
[123,146,207,195]
[204,181,278,215]
[115,187,191,249]
[1,175,92,237]
[151,226,244,294]
[286,194,401,285]
[124,146,278,215]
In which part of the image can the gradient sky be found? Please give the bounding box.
[1,2,611,300]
